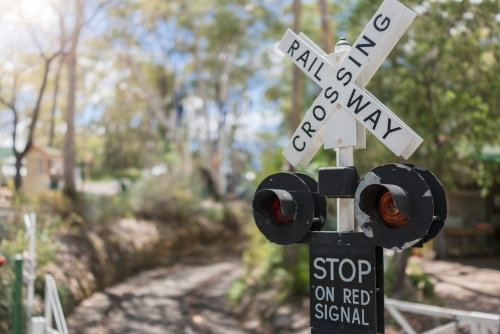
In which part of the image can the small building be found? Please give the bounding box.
[439,145,500,257]
[23,145,63,194]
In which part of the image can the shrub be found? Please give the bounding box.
[128,173,202,223]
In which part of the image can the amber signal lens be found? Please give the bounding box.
[271,196,294,226]
[378,189,409,228]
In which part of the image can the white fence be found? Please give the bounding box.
[30,275,69,334]
[386,297,500,334]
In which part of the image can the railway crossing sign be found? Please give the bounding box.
[278,0,423,167]
[251,1,449,333]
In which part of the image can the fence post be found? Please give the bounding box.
[26,213,37,332]
[44,275,52,333]
[13,253,23,334]
[31,317,45,334]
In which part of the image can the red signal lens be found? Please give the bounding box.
[271,196,294,226]
[378,189,409,228]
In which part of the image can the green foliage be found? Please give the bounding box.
[83,193,132,225]
[0,266,14,333]
[0,213,61,331]
[344,0,500,190]
[384,256,441,305]
[1,220,57,270]
[241,223,310,304]
[32,191,73,219]
[407,262,434,296]
[0,262,26,334]
[227,277,247,303]
[128,173,203,223]
[89,168,142,181]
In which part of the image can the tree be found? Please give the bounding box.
[0,5,62,191]
[107,0,281,200]
[346,0,500,190]
[60,0,111,198]
[317,0,334,54]
[0,54,58,190]
[342,0,500,300]
[62,0,84,198]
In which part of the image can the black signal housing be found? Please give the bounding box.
[355,163,447,250]
[252,172,327,245]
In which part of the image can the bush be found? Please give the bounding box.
[0,257,27,334]
[32,191,72,218]
[82,193,131,225]
[128,173,202,223]
[239,222,310,304]
[0,265,15,333]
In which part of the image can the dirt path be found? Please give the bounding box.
[67,260,250,334]
[68,255,500,334]
[417,256,500,314]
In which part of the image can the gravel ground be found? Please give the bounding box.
[417,256,500,314]
[67,260,249,334]
[67,256,500,334]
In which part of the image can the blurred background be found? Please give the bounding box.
[0,0,499,333]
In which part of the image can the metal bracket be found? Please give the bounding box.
[318,166,360,198]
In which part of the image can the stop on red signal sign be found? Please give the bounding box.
[305,233,384,334]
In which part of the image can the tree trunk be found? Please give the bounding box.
[392,249,415,299]
[49,58,62,147]
[282,0,303,289]
[64,53,77,197]
[287,0,302,172]
[63,0,83,199]
[14,155,22,191]
[318,0,334,54]
[6,55,55,192]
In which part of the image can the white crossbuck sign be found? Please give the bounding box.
[279,0,423,167]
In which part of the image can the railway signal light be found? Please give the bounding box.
[252,172,327,245]
[355,163,447,250]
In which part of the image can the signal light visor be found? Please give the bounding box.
[252,189,297,227]
[271,195,295,226]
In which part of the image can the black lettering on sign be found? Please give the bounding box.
[293,136,305,151]
[374,14,390,32]
[363,109,381,130]
[324,87,339,104]
[314,62,324,81]
[301,122,316,138]
[297,50,310,68]
[313,106,326,121]
[348,56,361,68]
[347,89,371,114]
[355,35,376,56]
[287,40,300,56]
[336,68,352,86]
[308,57,318,71]
[383,118,402,139]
